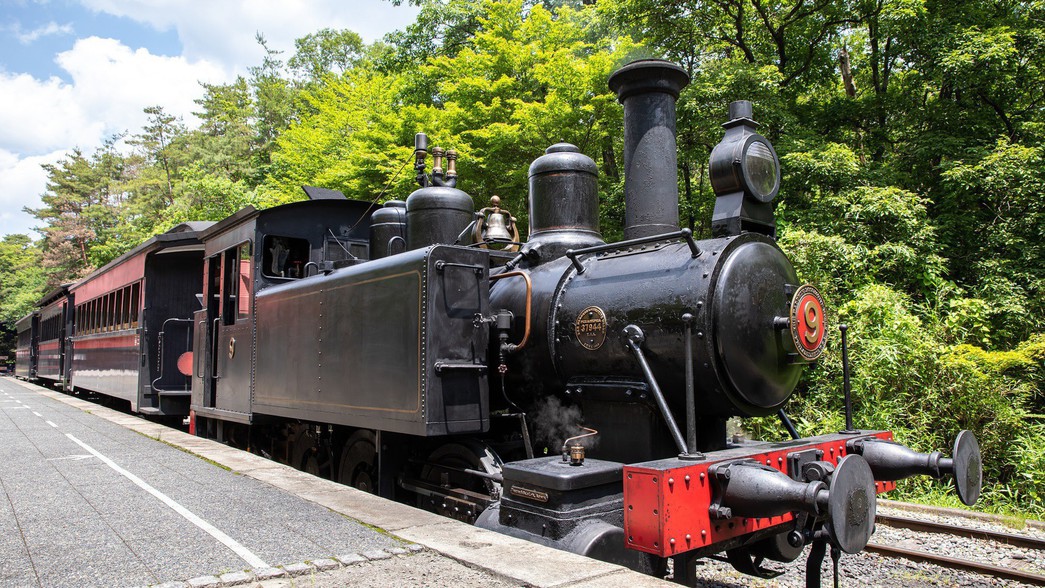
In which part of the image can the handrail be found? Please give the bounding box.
[151,317,195,394]
[565,228,700,273]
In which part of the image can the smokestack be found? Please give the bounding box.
[608,60,690,240]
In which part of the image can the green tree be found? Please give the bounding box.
[250,34,297,176]
[269,0,638,239]
[27,147,114,283]
[0,235,46,325]
[404,0,638,235]
[128,105,187,204]
[288,28,366,82]
[263,66,417,206]
[190,77,257,183]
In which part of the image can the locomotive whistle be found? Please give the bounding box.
[561,427,597,465]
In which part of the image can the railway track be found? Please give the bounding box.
[868,508,1045,586]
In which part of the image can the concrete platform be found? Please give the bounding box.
[0,377,678,587]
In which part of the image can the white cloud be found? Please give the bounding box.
[0,36,227,155]
[15,21,74,44]
[0,37,228,236]
[56,36,228,130]
[76,0,420,75]
[0,71,95,154]
[0,148,63,237]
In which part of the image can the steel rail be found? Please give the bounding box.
[865,542,1045,586]
[876,512,1045,551]
[881,499,1045,531]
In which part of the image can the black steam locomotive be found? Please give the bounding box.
[15,60,982,585]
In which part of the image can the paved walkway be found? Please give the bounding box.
[0,377,411,587]
[0,377,675,588]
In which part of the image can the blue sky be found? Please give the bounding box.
[0,0,420,238]
[1,1,181,82]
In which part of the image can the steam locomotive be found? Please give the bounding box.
[14,60,982,585]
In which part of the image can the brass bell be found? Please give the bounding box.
[484,211,513,242]
[474,196,519,250]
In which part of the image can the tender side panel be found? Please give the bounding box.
[623,431,896,558]
[250,245,490,437]
[251,252,425,434]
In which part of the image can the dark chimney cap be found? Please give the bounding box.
[608,59,690,102]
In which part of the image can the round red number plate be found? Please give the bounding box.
[790,284,826,361]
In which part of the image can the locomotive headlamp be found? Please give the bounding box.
[740,140,780,202]
[709,101,781,203]
[710,100,781,236]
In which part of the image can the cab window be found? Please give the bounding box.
[261,235,310,279]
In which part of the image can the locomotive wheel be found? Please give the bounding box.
[417,440,503,514]
[338,430,378,493]
[291,428,330,479]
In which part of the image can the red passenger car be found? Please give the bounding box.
[68,223,211,417]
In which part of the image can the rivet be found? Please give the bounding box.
[701,529,706,537]
[684,475,691,483]
[685,534,692,541]
[653,477,658,484]
[653,509,658,515]
[699,472,705,481]
[670,538,675,545]
[668,478,674,485]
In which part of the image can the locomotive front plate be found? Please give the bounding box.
[789,284,826,361]
[576,306,608,350]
